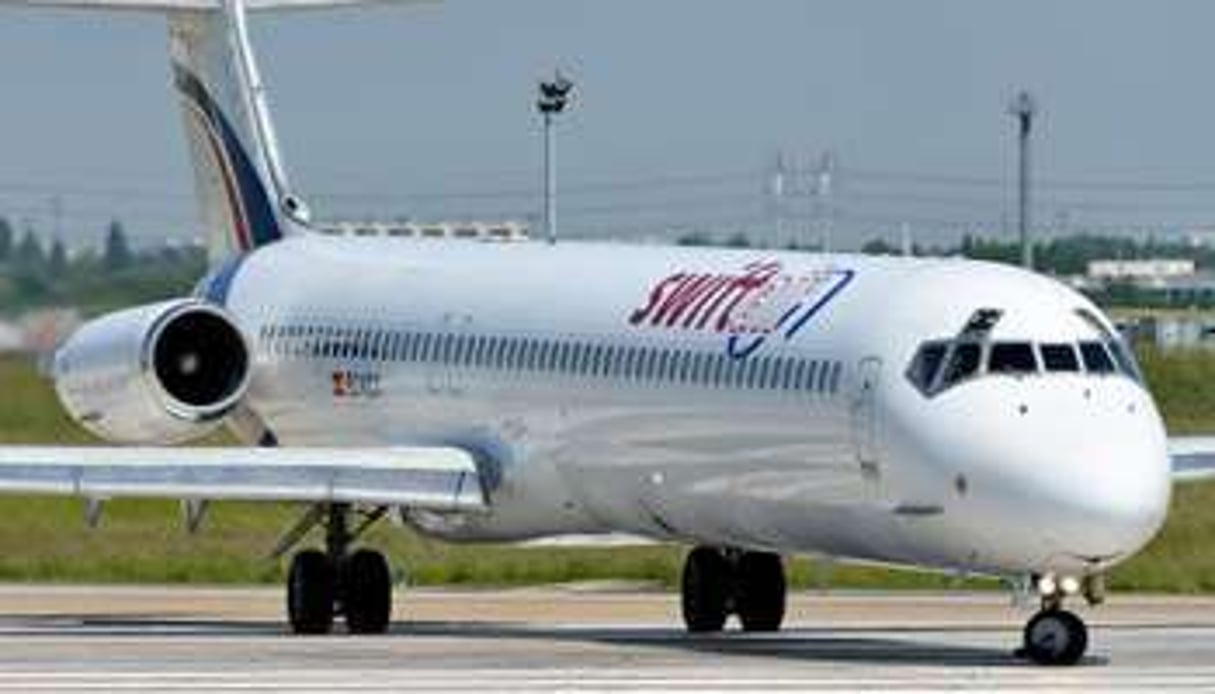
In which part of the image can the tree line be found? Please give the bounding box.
[5,214,1214,315]
[0,217,205,317]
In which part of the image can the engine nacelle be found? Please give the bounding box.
[53,299,252,444]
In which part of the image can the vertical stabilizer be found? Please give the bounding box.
[170,0,309,264]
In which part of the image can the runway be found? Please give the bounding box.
[0,586,1210,691]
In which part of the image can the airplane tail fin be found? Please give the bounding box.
[1,0,434,264]
[171,3,301,263]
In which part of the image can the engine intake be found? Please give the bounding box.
[54,299,252,444]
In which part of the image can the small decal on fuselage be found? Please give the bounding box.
[332,369,382,399]
[628,260,854,358]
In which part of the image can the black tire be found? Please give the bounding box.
[287,549,335,635]
[1023,609,1088,666]
[681,547,731,633]
[343,549,393,635]
[736,552,786,632]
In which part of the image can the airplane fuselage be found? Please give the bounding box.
[211,235,1172,579]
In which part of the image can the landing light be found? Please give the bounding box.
[1036,574,1058,597]
[1035,573,1082,598]
[1060,576,1082,596]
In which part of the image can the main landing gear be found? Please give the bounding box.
[681,546,786,633]
[1018,573,1099,666]
[284,504,393,635]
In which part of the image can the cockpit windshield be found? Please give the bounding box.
[1039,343,1080,372]
[940,342,981,388]
[907,337,1140,397]
[987,342,1037,374]
[1079,341,1116,374]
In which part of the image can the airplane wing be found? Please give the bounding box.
[0,446,486,510]
[1169,437,1215,482]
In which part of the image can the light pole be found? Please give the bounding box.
[537,72,574,244]
[1008,90,1036,270]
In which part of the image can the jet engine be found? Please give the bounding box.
[53,299,252,444]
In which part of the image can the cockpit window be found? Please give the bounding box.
[1039,343,1080,372]
[1079,341,1116,374]
[941,342,982,387]
[906,333,1142,397]
[907,341,948,394]
[988,342,1037,374]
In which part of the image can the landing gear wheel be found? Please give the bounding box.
[343,549,393,634]
[1023,609,1088,666]
[736,552,786,632]
[681,547,731,633]
[287,549,335,635]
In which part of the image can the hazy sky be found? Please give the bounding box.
[1,0,1214,249]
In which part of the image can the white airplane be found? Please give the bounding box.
[0,0,1210,667]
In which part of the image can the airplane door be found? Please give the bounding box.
[851,356,881,483]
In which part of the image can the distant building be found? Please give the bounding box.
[19,309,81,354]
[1121,315,1215,351]
[1087,259,1196,287]
[0,322,23,354]
[316,220,529,243]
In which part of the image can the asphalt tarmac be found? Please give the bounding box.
[0,585,1210,691]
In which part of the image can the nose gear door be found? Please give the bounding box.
[851,356,881,483]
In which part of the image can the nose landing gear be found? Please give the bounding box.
[1022,608,1088,666]
[1017,573,1094,666]
[681,546,786,633]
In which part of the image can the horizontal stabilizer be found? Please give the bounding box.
[1169,436,1215,482]
[0,0,437,12]
[0,446,486,510]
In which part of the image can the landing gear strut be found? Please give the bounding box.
[285,504,393,635]
[681,546,786,633]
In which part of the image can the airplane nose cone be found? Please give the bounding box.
[906,380,1173,573]
[1039,434,1169,562]
[993,387,1171,568]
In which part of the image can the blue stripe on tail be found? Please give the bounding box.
[173,64,282,248]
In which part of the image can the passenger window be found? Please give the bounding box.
[1040,343,1079,372]
[626,347,646,379]
[941,343,982,387]
[907,342,948,393]
[988,342,1037,374]
[748,359,763,389]
[527,340,541,370]
[538,341,553,371]
[1079,341,1116,374]
[757,357,770,389]
[558,342,571,372]
[817,360,830,392]
[502,339,518,369]
[830,362,842,393]
[769,358,784,390]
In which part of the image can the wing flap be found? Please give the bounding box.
[0,446,486,510]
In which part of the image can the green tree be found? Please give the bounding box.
[0,217,12,262]
[103,220,133,272]
[47,239,67,278]
[861,238,898,255]
[14,229,44,271]
[724,232,752,248]
[676,232,713,247]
